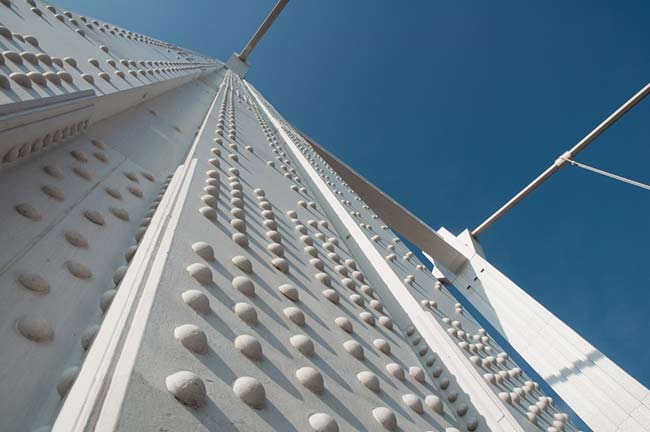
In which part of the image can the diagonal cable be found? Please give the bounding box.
[562,157,650,191]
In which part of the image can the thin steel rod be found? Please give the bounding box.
[239,0,289,62]
[565,157,650,191]
[472,81,650,237]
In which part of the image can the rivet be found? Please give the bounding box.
[271,257,289,273]
[165,371,206,407]
[199,207,217,220]
[64,231,88,248]
[308,413,338,432]
[234,302,257,324]
[192,242,214,261]
[409,366,426,383]
[343,340,364,359]
[73,166,92,181]
[100,289,116,312]
[234,334,262,360]
[174,324,208,353]
[182,290,210,314]
[232,376,265,409]
[57,366,80,397]
[232,255,252,273]
[65,260,92,279]
[283,306,305,326]
[80,325,100,350]
[110,207,129,221]
[232,232,249,248]
[296,367,324,394]
[289,334,314,356]
[372,407,397,431]
[402,394,423,414]
[187,263,212,285]
[15,203,41,221]
[386,363,405,380]
[18,273,49,294]
[43,165,64,179]
[374,339,391,355]
[113,266,128,285]
[84,210,105,225]
[16,317,53,342]
[232,276,255,297]
[105,187,122,199]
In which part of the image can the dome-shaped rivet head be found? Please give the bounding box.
[174,324,208,353]
[16,203,41,221]
[230,218,246,233]
[271,257,289,273]
[378,316,393,330]
[402,394,423,413]
[234,334,262,360]
[112,266,128,286]
[409,366,426,383]
[192,242,214,261]
[202,194,218,208]
[263,219,278,230]
[234,302,257,324]
[374,339,391,355]
[425,394,444,414]
[343,340,364,360]
[128,186,143,198]
[310,258,324,270]
[349,294,364,306]
[80,325,100,351]
[105,187,122,199]
[64,230,88,248]
[100,289,116,312]
[232,232,249,248]
[283,306,305,326]
[266,230,281,242]
[57,366,80,397]
[357,371,380,393]
[232,255,252,273]
[279,283,299,301]
[386,363,405,380]
[359,311,375,325]
[18,273,49,294]
[232,276,255,297]
[296,366,324,394]
[41,184,65,201]
[308,413,339,432]
[66,260,92,279]
[165,371,206,407]
[372,407,397,431]
[322,289,339,304]
[43,165,64,179]
[335,317,353,333]
[289,334,314,356]
[187,263,212,285]
[110,207,129,221]
[182,290,210,314]
[267,242,284,257]
[315,272,331,287]
[233,376,265,409]
[16,317,53,342]
[84,210,105,225]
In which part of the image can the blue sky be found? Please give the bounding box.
[57,0,649,427]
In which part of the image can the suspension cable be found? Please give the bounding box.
[562,157,650,191]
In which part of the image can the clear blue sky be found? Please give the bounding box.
[57,0,650,428]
